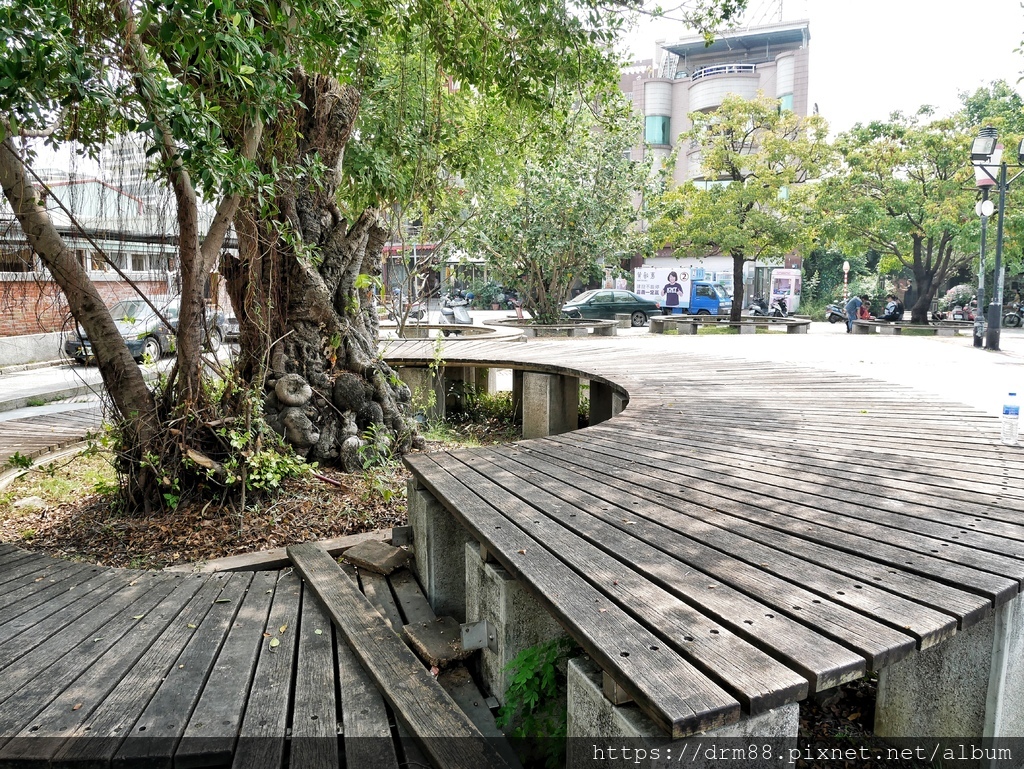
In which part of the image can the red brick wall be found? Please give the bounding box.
[0,278,172,337]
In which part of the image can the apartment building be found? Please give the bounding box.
[624,19,811,184]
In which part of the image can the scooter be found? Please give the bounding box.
[438,291,473,336]
[825,303,845,324]
[747,296,771,316]
[770,296,788,318]
[1004,303,1023,328]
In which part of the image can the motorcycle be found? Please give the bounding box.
[438,291,473,336]
[1004,302,1023,328]
[771,296,788,318]
[952,300,977,322]
[747,296,771,316]
[826,303,845,324]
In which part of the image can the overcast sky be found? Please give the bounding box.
[620,0,1024,135]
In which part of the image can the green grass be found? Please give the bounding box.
[0,451,115,518]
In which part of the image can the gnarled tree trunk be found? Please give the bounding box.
[224,75,416,470]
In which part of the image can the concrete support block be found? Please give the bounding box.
[739,323,758,335]
[399,366,444,421]
[566,657,798,769]
[464,544,566,703]
[589,381,626,425]
[937,327,957,337]
[786,322,809,334]
[590,380,614,425]
[878,325,898,335]
[679,321,698,335]
[522,372,579,439]
[615,313,631,329]
[444,365,477,411]
[648,317,665,334]
[875,592,1024,755]
[853,323,871,334]
[512,369,524,422]
[407,480,474,622]
[475,367,502,396]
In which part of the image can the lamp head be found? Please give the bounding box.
[971,126,999,162]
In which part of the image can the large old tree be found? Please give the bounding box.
[1,0,748,511]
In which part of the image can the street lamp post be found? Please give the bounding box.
[974,189,993,348]
[842,260,850,304]
[971,126,1024,351]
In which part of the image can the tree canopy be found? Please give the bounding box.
[649,93,831,320]
[454,93,654,324]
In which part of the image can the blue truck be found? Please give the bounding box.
[633,265,733,316]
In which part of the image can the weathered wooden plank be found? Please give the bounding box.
[0,561,97,616]
[510,439,977,641]
[437,451,828,702]
[112,572,266,769]
[0,574,208,764]
[337,626,400,769]
[402,458,743,738]
[358,569,405,633]
[288,541,520,765]
[165,529,393,573]
[49,574,245,768]
[289,588,340,769]
[0,573,181,701]
[229,571,302,769]
[0,568,126,649]
[602,428,1024,560]
[389,569,437,626]
[172,571,278,769]
[593,438,1018,602]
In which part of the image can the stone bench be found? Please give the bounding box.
[853,320,962,336]
[648,315,811,335]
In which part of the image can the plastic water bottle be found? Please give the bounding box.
[1002,393,1020,446]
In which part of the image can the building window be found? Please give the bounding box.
[90,251,107,272]
[131,253,147,271]
[778,93,794,112]
[0,248,34,272]
[645,115,671,146]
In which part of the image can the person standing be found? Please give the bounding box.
[845,294,867,333]
[662,271,684,312]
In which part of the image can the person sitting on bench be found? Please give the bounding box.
[880,294,904,322]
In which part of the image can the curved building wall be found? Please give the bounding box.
[688,73,760,112]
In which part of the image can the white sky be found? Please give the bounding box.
[620,0,1024,134]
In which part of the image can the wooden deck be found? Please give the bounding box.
[390,336,1024,739]
[0,542,514,769]
[0,406,102,468]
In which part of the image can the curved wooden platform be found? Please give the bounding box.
[390,336,1024,740]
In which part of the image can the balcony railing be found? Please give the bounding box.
[690,63,757,82]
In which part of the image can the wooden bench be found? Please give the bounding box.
[852,320,965,336]
[648,314,811,335]
[392,337,1024,747]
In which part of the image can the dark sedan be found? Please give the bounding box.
[65,297,225,364]
[561,289,661,327]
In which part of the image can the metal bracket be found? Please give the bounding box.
[460,619,498,653]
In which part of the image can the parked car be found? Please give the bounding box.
[65,297,225,364]
[561,289,661,327]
